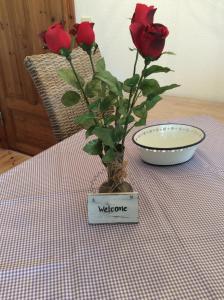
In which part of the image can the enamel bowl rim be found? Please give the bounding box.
[132,123,206,151]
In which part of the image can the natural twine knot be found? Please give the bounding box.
[108,160,128,183]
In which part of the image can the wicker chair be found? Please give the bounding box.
[24,48,102,141]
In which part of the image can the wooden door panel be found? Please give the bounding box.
[0,0,75,154]
[12,110,55,155]
[0,115,7,148]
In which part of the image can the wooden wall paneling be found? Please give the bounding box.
[0,0,75,155]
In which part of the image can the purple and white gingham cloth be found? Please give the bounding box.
[0,116,224,299]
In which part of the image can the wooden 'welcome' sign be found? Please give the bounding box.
[88,192,139,224]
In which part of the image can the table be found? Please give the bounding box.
[149,96,224,124]
[1,112,224,299]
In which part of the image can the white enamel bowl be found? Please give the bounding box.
[132,124,206,166]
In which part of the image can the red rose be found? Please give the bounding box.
[130,22,169,59]
[71,22,95,46]
[130,4,169,59]
[131,4,156,26]
[42,23,71,54]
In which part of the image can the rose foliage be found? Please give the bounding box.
[41,3,179,164]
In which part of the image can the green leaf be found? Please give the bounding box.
[99,96,114,112]
[146,95,162,110]
[88,99,100,112]
[157,84,180,95]
[85,79,102,98]
[59,48,71,57]
[133,104,147,118]
[109,91,118,100]
[143,65,172,77]
[102,148,116,163]
[93,127,115,148]
[124,74,140,88]
[100,82,107,98]
[95,70,122,96]
[119,115,134,125]
[108,91,118,100]
[162,51,176,56]
[83,139,102,155]
[93,43,99,54]
[61,91,80,107]
[74,112,95,130]
[118,98,129,116]
[104,115,117,125]
[140,79,160,96]
[58,68,85,90]
[96,58,106,72]
[85,126,96,138]
[122,84,132,93]
[134,118,147,127]
[129,48,137,51]
[113,126,125,143]
[116,81,123,96]
[58,68,76,87]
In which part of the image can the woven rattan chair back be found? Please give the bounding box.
[24,48,102,141]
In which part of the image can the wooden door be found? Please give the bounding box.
[0,0,75,155]
[0,111,7,148]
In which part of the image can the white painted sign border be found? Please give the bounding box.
[88,192,139,224]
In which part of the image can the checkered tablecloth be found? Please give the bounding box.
[1,116,224,299]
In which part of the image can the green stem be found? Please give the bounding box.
[137,90,142,99]
[121,62,147,145]
[127,51,139,110]
[67,56,90,107]
[67,56,103,160]
[88,53,96,74]
[115,96,121,129]
[130,72,145,108]
[121,51,139,145]
[67,56,98,126]
[133,51,139,76]
[126,124,135,136]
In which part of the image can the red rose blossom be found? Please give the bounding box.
[130,4,169,59]
[71,22,95,46]
[130,22,169,59]
[41,23,71,54]
[131,4,157,26]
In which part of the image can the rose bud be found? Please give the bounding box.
[40,23,71,54]
[130,22,169,59]
[71,22,95,47]
[131,3,157,26]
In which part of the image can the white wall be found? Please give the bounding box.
[75,0,224,102]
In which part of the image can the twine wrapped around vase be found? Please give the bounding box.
[99,151,133,193]
[107,160,128,188]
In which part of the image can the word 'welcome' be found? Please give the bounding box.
[98,206,128,213]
